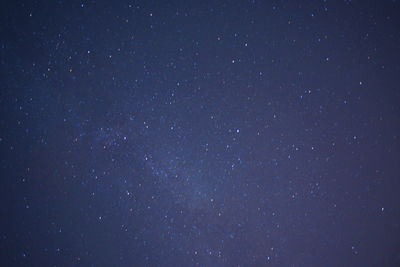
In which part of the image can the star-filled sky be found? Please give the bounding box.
[1,1,400,266]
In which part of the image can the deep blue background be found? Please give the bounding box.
[1,0,400,266]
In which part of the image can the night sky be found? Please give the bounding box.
[1,1,400,266]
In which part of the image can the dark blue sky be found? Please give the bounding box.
[1,0,400,266]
